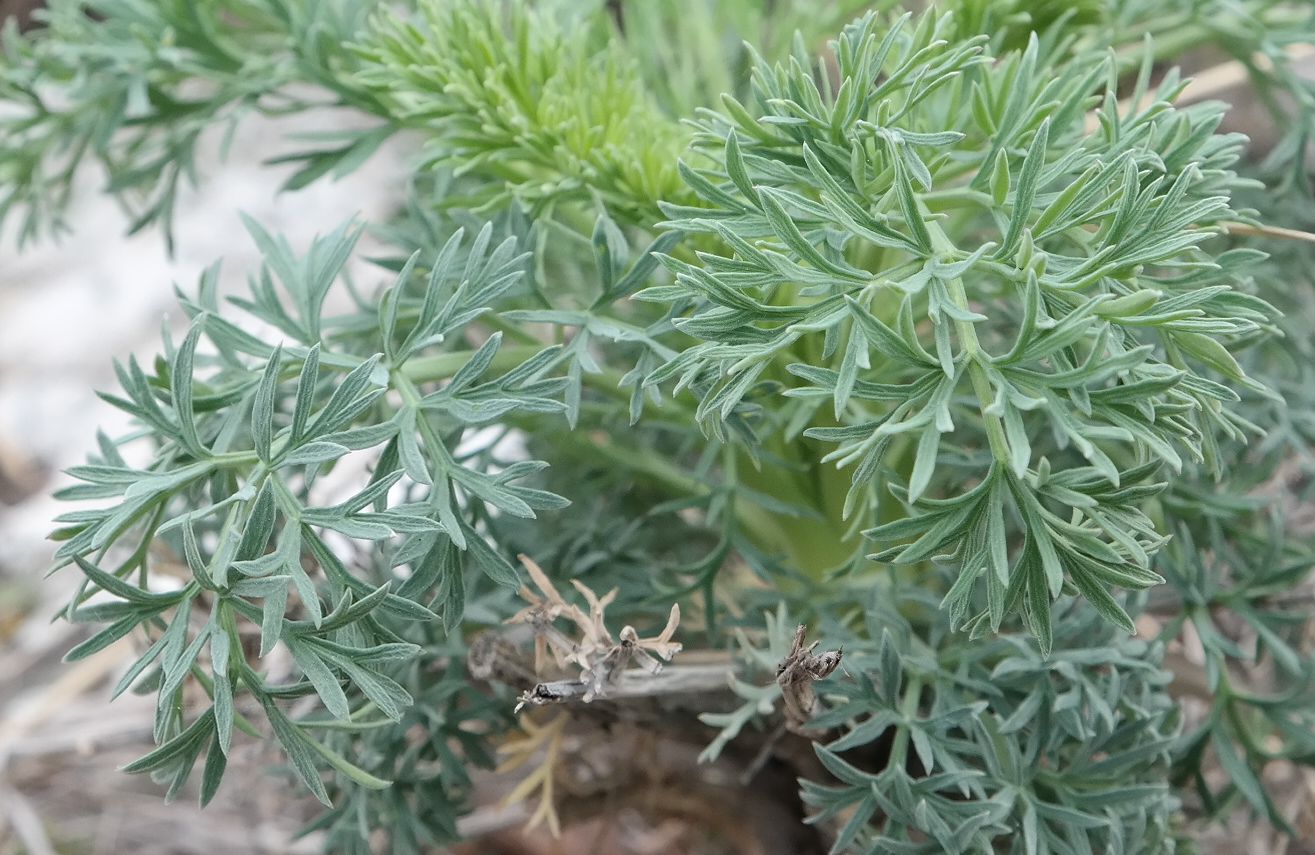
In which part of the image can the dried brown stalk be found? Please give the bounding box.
[776,625,843,734]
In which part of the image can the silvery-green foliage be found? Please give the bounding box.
[52,214,571,807]
[9,1,1315,852]
[0,0,390,248]
[801,590,1181,855]
[646,12,1277,652]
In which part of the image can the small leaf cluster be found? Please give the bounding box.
[0,0,389,247]
[52,215,572,808]
[646,11,1277,650]
[1156,505,1315,832]
[796,587,1182,854]
[353,0,690,226]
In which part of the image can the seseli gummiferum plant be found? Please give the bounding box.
[6,0,1315,851]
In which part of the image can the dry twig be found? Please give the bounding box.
[776,625,842,734]
[506,555,683,708]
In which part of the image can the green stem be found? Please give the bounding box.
[889,675,925,768]
[922,209,1012,465]
[189,661,263,740]
[583,433,783,549]
[479,311,549,346]
[399,344,546,385]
